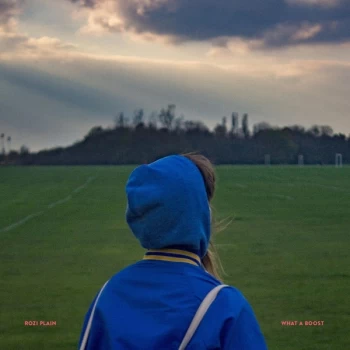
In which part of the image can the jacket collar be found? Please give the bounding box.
[143,248,201,267]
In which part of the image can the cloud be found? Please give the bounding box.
[69,0,350,48]
[0,31,78,58]
[0,0,79,56]
[0,0,78,59]
[70,0,97,8]
[0,0,27,55]
[0,0,23,31]
[0,0,20,20]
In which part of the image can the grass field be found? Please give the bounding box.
[0,165,349,350]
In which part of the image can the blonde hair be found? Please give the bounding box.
[182,152,232,281]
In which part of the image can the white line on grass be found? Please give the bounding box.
[235,181,294,200]
[0,176,96,233]
[235,184,247,188]
[73,177,95,193]
[0,211,45,233]
[271,193,294,200]
[310,183,350,192]
[47,196,72,209]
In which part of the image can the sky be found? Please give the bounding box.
[0,0,349,152]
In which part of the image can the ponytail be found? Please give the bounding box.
[182,152,232,282]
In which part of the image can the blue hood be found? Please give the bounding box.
[125,155,211,258]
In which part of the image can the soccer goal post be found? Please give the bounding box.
[335,153,343,168]
[298,154,304,166]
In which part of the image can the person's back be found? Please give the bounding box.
[79,154,268,349]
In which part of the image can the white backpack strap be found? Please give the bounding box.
[178,284,229,350]
[79,280,109,350]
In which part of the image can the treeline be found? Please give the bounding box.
[2,105,349,165]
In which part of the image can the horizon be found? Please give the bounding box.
[1,111,347,154]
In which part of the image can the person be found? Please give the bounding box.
[78,153,268,349]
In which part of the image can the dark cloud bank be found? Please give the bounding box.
[70,0,350,47]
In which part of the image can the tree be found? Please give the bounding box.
[242,113,250,139]
[115,112,126,128]
[309,125,321,137]
[158,104,176,130]
[253,122,272,135]
[7,136,11,153]
[87,126,103,138]
[214,124,227,138]
[289,125,305,133]
[231,112,239,134]
[184,120,209,133]
[147,112,158,129]
[1,133,5,155]
[132,109,144,128]
[20,145,30,155]
[222,116,227,128]
[220,116,227,136]
[174,115,185,132]
[320,125,333,137]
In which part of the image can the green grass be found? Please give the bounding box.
[0,165,349,349]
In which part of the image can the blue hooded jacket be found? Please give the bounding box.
[78,155,268,349]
